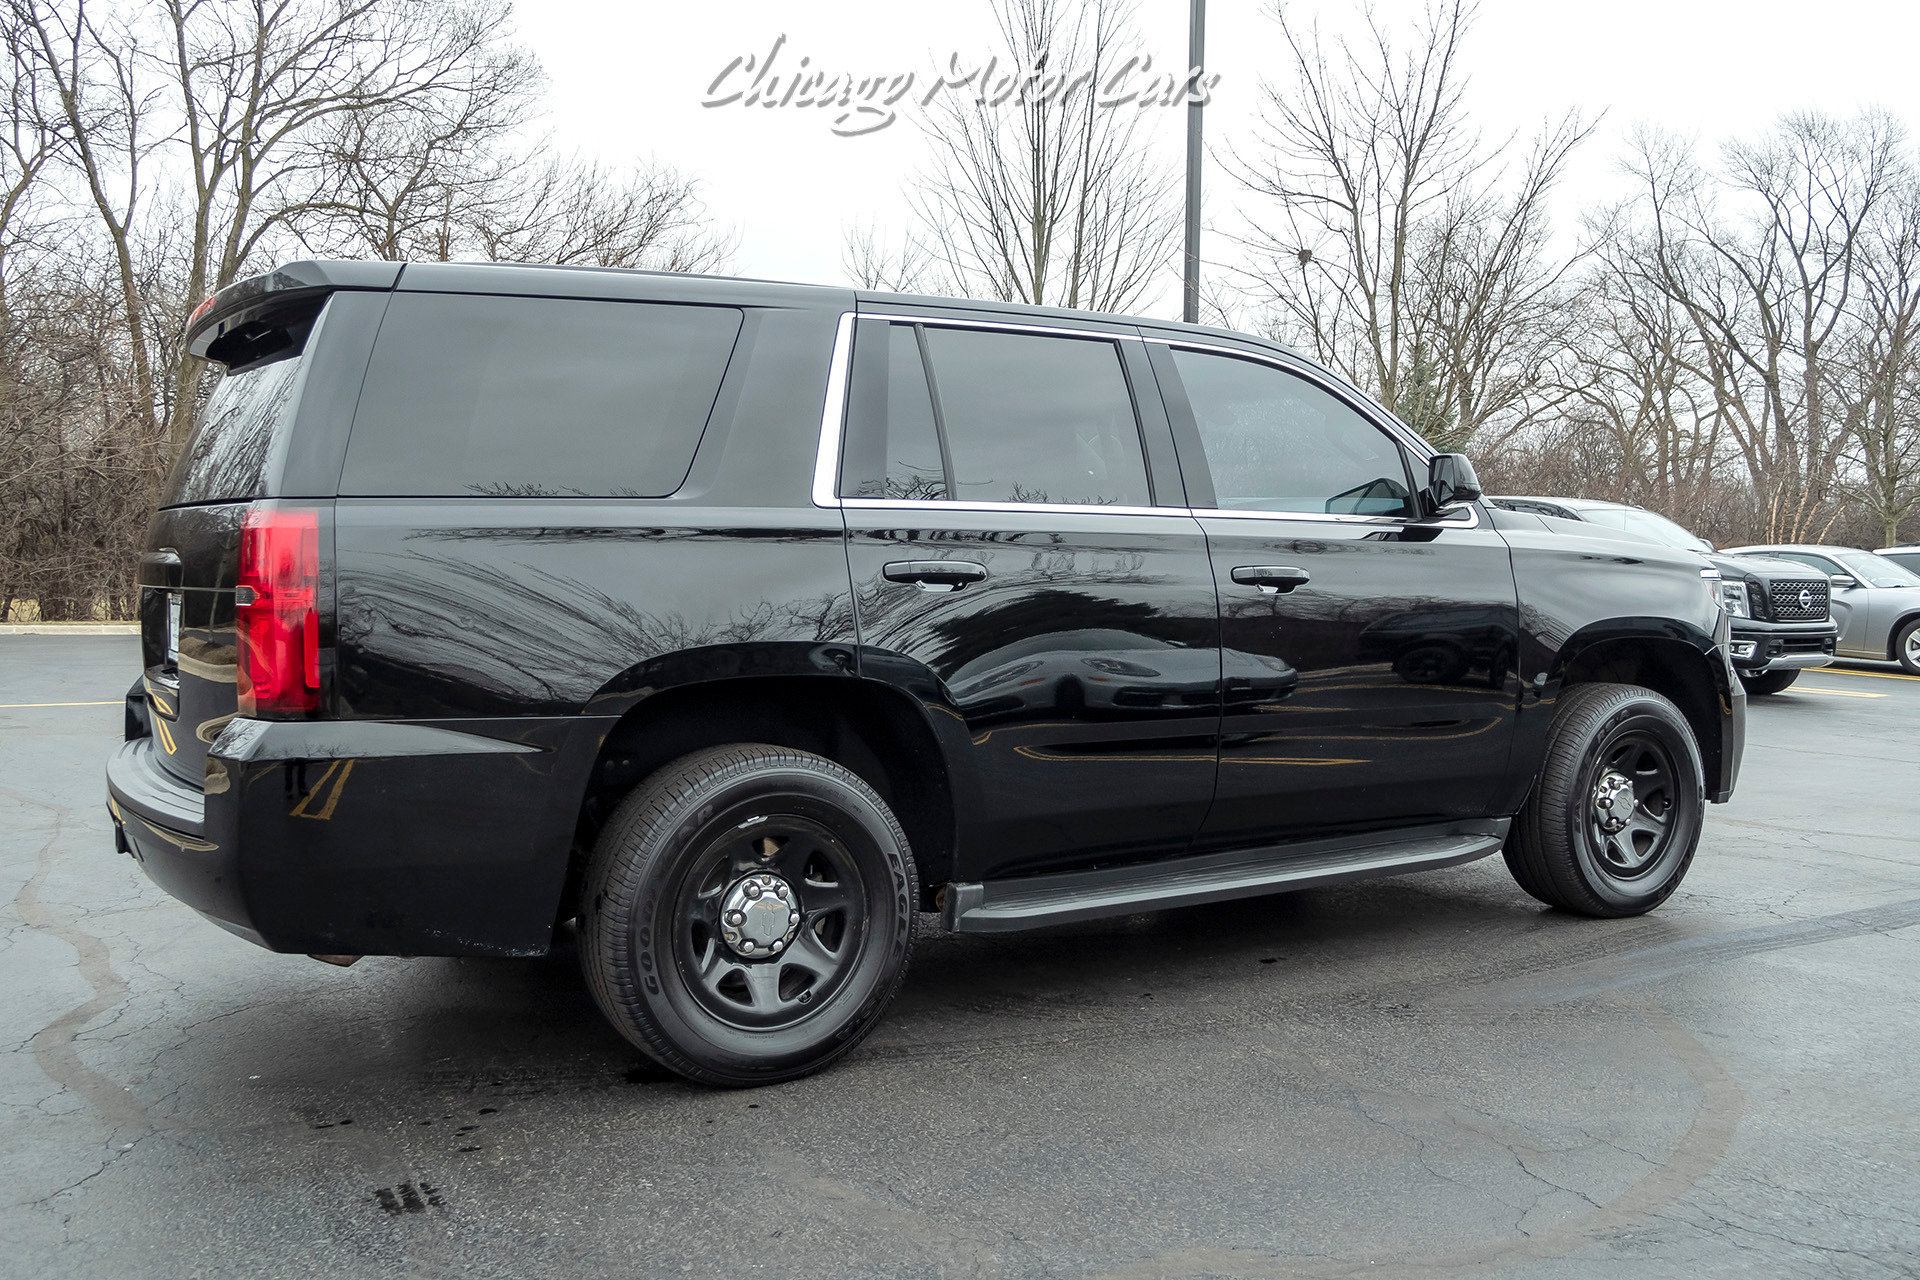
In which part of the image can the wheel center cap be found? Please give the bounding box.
[1592,771,1636,833]
[720,873,802,958]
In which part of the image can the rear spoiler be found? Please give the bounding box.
[185,261,402,361]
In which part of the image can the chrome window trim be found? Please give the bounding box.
[833,497,1479,529]
[813,309,1144,510]
[1190,503,1481,530]
[811,308,1480,530]
[840,498,1182,519]
[858,311,1143,343]
[811,311,858,509]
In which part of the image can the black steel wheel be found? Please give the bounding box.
[1505,682,1705,917]
[1739,669,1798,696]
[580,744,917,1086]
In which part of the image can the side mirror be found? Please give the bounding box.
[1831,574,1859,590]
[1425,453,1482,513]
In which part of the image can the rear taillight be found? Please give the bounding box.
[236,507,319,716]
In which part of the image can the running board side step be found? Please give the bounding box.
[942,819,1511,933]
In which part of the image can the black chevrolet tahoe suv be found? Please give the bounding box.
[1488,497,1839,696]
[107,261,1745,1085]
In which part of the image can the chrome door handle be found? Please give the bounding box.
[882,560,988,592]
[1230,565,1312,594]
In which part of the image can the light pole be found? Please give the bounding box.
[1182,0,1206,325]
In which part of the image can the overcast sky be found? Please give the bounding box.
[515,0,1920,318]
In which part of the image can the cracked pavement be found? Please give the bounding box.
[2,635,1917,1278]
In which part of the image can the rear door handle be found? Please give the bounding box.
[882,560,988,592]
[1230,565,1311,594]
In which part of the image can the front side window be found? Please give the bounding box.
[1170,349,1414,517]
[841,322,1151,508]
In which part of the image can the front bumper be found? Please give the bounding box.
[107,714,609,956]
[1728,619,1837,674]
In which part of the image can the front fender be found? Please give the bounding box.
[1499,520,1739,805]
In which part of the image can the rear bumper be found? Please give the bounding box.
[1728,619,1837,674]
[107,736,262,942]
[107,714,611,956]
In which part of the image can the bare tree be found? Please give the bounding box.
[1833,172,1920,545]
[902,0,1178,311]
[0,5,57,309]
[466,156,729,271]
[1539,203,1730,513]
[1618,113,1909,542]
[13,0,533,444]
[295,44,539,261]
[1236,0,1591,449]
[291,31,729,274]
[12,0,170,441]
[842,221,939,294]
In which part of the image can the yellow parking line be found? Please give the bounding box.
[1822,666,1920,682]
[1793,686,1887,699]
[0,700,122,708]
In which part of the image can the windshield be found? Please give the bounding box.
[1577,505,1712,552]
[1617,509,1713,553]
[1833,550,1920,588]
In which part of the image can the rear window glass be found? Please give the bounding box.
[920,327,1149,507]
[162,353,307,506]
[840,321,948,500]
[341,294,742,497]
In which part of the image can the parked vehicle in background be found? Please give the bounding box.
[1490,498,1838,695]
[107,261,1744,1086]
[1726,546,1920,676]
[1875,545,1920,577]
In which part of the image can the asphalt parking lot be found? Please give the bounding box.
[3,635,1917,1278]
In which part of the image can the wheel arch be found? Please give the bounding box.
[571,672,958,914]
[1547,625,1732,800]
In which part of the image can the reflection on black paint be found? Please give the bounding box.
[844,514,1222,880]
[335,520,858,719]
[1198,515,1523,849]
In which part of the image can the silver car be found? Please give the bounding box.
[1726,545,1920,675]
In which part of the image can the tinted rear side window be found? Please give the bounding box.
[164,295,329,506]
[840,321,948,500]
[341,294,741,497]
[164,356,307,505]
[919,327,1149,507]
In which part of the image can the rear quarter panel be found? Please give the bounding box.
[311,297,861,953]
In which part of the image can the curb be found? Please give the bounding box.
[0,624,140,635]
